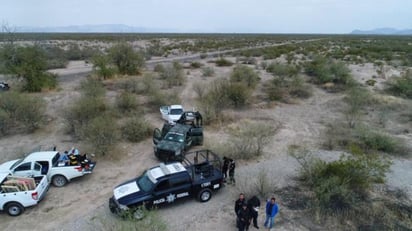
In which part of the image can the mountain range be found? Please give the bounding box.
[11,24,412,35]
[351,28,412,35]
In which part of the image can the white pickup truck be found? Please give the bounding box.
[0,173,49,216]
[160,105,184,123]
[0,151,96,187]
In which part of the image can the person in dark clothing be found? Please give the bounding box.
[237,203,251,231]
[247,195,261,229]
[235,193,246,215]
[222,157,230,180]
[228,159,236,184]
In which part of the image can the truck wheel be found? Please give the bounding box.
[52,175,68,187]
[197,189,212,202]
[133,208,145,220]
[6,202,24,216]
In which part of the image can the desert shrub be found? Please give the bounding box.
[0,44,57,92]
[91,208,167,231]
[385,70,412,99]
[190,62,202,68]
[266,62,299,77]
[196,79,233,123]
[291,149,390,216]
[199,53,208,59]
[109,42,145,75]
[65,96,107,137]
[116,92,138,114]
[159,62,185,87]
[354,127,406,155]
[92,54,115,79]
[121,75,157,95]
[266,75,312,101]
[121,118,152,142]
[0,91,45,135]
[153,64,165,73]
[82,114,119,155]
[201,66,215,77]
[148,90,180,108]
[215,58,233,67]
[226,120,279,159]
[230,65,260,88]
[304,56,354,90]
[80,77,106,98]
[226,82,252,108]
[344,86,372,128]
[235,168,278,198]
[192,82,207,100]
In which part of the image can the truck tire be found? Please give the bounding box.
[52,175,68,187]
[6,202,24,216]
[197,189,212,202]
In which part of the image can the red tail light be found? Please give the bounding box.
[74,166,82,172]
[32,192,38,200]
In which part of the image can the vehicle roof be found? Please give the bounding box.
[148,162,187,181]
[23,151,59,161]
[168,123,191,134]
[170,105,183,109]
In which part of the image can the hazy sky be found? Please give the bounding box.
[2,0,411,33]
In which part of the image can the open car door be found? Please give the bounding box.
[160,106,169,120]
[153,128,162,145]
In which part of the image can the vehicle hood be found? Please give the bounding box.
[0,159,20,173]
[157,141,182,152]
[114,179,149,205]
[114,179,143,200]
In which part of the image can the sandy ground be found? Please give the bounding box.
[1,53,411,230]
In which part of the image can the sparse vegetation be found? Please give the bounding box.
[158,62,186,87]
[386,70,412,99]
[109,42,145,75]
[201,66,215,77]
[215,57,233,67]
[121,117,152,142]
[230,65,260,88]
[0,91,45,135]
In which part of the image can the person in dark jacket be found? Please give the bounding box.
[222,156,230,180]
[237,203,251,231]
[228,159,236,184]
[247,195,261,229]
[235,193,246,215]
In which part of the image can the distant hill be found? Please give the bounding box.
[16,24,176,33]
[351,28,412,35]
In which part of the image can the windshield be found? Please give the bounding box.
[170,108,183,115]
[10,159,24,170]
[137,172,155,192]
[164,132,184,143]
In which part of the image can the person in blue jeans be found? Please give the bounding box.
[264,197,278,230]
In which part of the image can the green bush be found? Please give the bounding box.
[92,54,115,79]
[386,70,412,99]
[266,62,299,77]
[82,114,119,155]
[304,56,354,90]
[0,91,45,135]
[153,64,165,73]
[121,118,152,142]
[215,58,233,67]
[266,75,311,101]
[109,42,145,75]
[148,91,180,109]
[0,45,57,92]
[344,86,372,128]
[201,66,215,77]
[292,150,390,215]
[190,62,202,68]
[226,83,252,108]
[116,92,138,114]
[159,62,185,87]
[226,120,279,159]
[355,128,405,155]
[80,77,106,98]
[230,65,260,88]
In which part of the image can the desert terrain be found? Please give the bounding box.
[0,36,411,231]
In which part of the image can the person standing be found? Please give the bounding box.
[228,159,236,184]
[235,193,246,215]
[264,197,279,230]
[222,156,230,180]
[247,195,261,229]
[237,203,251,231]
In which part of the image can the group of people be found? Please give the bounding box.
[57,147,89,167]
[235,193,279,231]
[222,156,236,184]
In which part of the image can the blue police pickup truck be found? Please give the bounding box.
[109,150,223,219]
